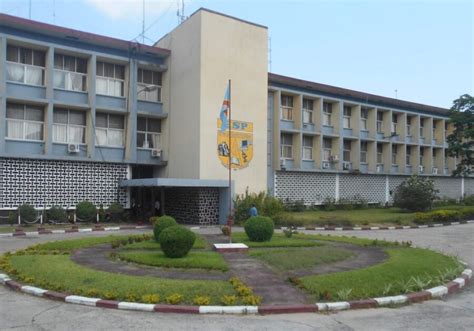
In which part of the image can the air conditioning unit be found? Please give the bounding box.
[151,149,162,158]
[376,165,383,173]
[303,124,308,129]
[330,155,339,162]
[67,144,80,153]
[343,162,351,170]
[419,165,424,173]
[432,167,438,175]
[280,158,286,170]
[322,161,330,169]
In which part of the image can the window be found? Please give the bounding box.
[137,68,162,102]
[360,141,368,163]
[444,150,448,166]
[302,135,313,160]
[406,117,412,136]
[323,138,332,161]
[343,106,351,129]
[6,103,44,141]
[323,102,332,126]
[302,98,313,124]
[432,148,437,159]
[280,95,293,121]
[95,113,124,146]
[343,140,351,162]
[391,114,398,134]
[54,54,87,91]
[377,144,383,164]
[406,146,411,165]
[137,117,161,149]
[53,108,86,144]
[96,62,125,97]
[280,133,293,159]
[444,122,449,139]
[392,144,398,164]
[6,45,45,86]
[420,147,424,166]
[432,122,436,139]
[376,112,384,133]
[420,118,425,137]
[360,108,368,131]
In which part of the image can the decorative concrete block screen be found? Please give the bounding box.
[275,171,469,205]
[0,157,128,210]
[164,187,219,225]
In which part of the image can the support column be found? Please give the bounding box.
[44,46,54,155]
[0,36,7,154]
[125,59,138,162]
[87,54,96,158]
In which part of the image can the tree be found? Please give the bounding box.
[393,176,438,212]
[447,94,473,176]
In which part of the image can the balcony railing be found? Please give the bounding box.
[7,62,44,86]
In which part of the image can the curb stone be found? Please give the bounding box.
[0,225,153,237]
[0,268,471,315]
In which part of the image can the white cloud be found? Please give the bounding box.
[84,0,172,20]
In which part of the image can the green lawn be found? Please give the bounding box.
[0,223,137,234]
[275,205,467,227]
[231,232,323,248]
[124,236,207,250]
[293,233,397,247]
[299,247,462,301]
[117,250,228,271]
[8,254,235,304]
[32,235,143,252]
[248,246,354,271]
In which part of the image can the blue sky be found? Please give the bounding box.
[1,0,472,108]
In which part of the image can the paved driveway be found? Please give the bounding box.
[0,226,473,331]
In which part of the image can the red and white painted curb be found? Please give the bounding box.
[0,225,152,238]
[0,268,471,315]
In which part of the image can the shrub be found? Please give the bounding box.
[98,204,105,223]
[193,295,211,305]
[75,201,96,222]
[141,294,160,304]
[165,293,183,304]
[284,199,306,212]
[241,295,262,305]
[220,295,237,306]
[153,216,178,242]
[393,176,438,212]
[18,204,37,223]
[107,202,124,222]
[462,195,474,206]
[459,207,474,219]
[233,189,284,224]
[47,205,67,223]
[220,226,231,236]
[321,197,337,211]
[8,211,16,226]
[244,216,274,242]
[159,225,196,258]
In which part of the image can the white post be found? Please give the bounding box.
[18,214,21,225]
[40,214,43,225]
[74,213,76,224]
[96,213,99,223]
[335,173,340,202]
[461,177,465,198]
[385,176,390,204]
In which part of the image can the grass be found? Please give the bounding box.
[117,250,228,271]
[33,235,140,252]
[293,233,398,247]
[299,247,462,301]
[231,232,323,248]
[275,205,468,227]
[124,235,208,250]
[8,254,235,304]
[248,246,354,271]
[0,223,138,234]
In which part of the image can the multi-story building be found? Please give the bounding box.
[0,9,472,224]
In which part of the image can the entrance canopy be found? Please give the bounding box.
[119,178,230,188]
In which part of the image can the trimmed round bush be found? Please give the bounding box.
[18,203,37,223]
[159,225,196,258]
[76,201,96,222]
[244,216,274,242]
[153,216,177,242]
[107,202,124,222]
[47,205,67,223]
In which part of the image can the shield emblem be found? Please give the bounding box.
[217,119,253,170]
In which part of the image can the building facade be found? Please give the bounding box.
[0,9,471,224]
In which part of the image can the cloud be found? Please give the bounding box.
[84,0,172,20]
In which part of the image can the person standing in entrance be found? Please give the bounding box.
[249,204,258,217]
[154,200,161,216]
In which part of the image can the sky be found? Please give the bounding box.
[0,0,472,108]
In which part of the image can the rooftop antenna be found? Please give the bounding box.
[53,0,56,24]
[177,0,186,24]
[142,0,145,43]
[268,36,272,72]
[395,89,398,99]
[29,0,32,19]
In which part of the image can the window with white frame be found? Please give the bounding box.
[420,118,425,137]
[54,54,87,92]
[420,147,424,166]
[343,140,351,162]
[6,45,45,86]
[360,141,368,163]
[444,122,449,139]
[377,144,383,164]
[432,148,437,161]
[343,106,351,129]
[406,146,411,165]
[280,133,293,159]
[53,108,86,144]
[96,62,125,97]
[391,114,398,134]
[137,117,161,149]
[406,116,412,136]
[323,138,332,161]
[302,135,313,160]
[302,98,314,124]
[444,149,448,167]
[432,121,437,139]
[280,95,293,121]
[360,108,368,131]
[323,102,332,126]
[376,112,384,133]
[95,113,124,146]
[137,68,162,102]
[6,103,44,141]
[392,144,398,164]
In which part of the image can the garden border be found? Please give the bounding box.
[0,225,153,237]
[0,268,471,315]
